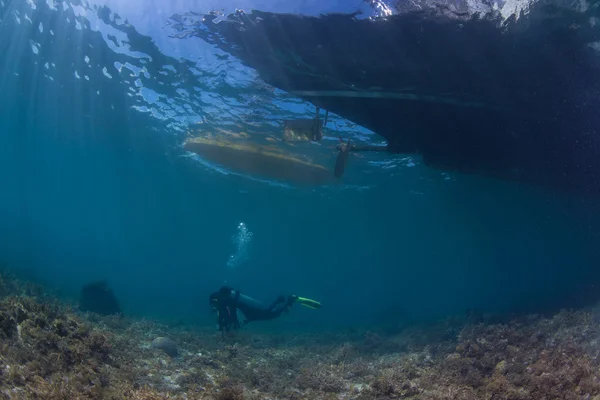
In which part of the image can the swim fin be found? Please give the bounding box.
[293,296,322,309]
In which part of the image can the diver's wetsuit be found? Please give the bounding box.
[209,286,295,334]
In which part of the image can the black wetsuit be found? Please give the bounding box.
[210,286,294,333]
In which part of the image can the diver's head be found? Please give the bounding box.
[210,287,235,311]
[219,286,233,295]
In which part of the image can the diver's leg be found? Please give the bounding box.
[267,295,299,311]
[267,302,290,318]
[262,295,297,319]
[266,295,286,311]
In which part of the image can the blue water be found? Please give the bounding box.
[1,0,599,333]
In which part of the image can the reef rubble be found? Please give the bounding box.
[0,270,599,399]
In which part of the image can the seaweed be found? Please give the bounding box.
[0,270,599,399]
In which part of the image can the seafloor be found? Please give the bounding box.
[0,270,599,400]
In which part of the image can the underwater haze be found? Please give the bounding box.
[1,0,600,334]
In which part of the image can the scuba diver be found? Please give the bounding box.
[209,286,321,336]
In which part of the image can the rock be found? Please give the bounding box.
[151,337,178,358]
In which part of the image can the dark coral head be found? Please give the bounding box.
[79,280,122,316]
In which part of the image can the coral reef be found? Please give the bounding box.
[79,281,122,316]
[0,269,599,399]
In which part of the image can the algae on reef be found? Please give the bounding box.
[0,268,599,399]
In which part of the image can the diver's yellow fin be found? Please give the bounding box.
[295,296,322,309]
